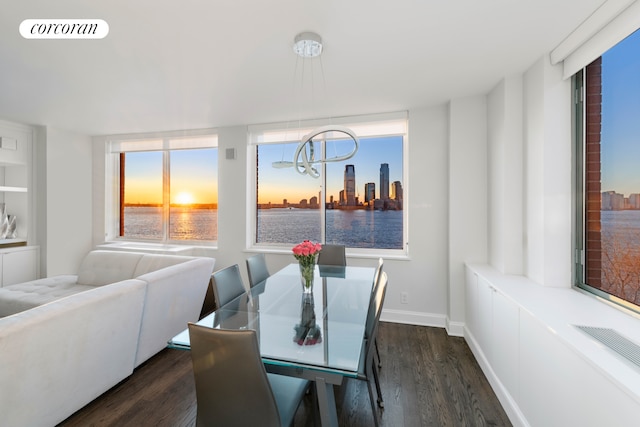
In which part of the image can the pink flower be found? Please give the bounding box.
[292,240,323,264]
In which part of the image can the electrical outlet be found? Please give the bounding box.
[401,292,408,304]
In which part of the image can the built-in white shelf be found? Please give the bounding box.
[0,186,27,192]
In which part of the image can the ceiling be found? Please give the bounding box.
[0,0,605,136]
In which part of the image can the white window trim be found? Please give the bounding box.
[246,112,409,257]
[104,128,218,246]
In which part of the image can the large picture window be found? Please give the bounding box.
[576,29,640,312]
[110,134,218,243]
[249,113,407,252]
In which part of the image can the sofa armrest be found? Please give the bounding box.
[134,257,215,366]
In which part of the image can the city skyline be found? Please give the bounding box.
[257,135,403,204]
[259,161,403,210]
[602,189,640,210]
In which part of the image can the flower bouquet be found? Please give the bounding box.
[292,240,322,293]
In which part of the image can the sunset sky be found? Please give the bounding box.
[123,136,402,206]
[124,148,218,204]
[601,29,640,197]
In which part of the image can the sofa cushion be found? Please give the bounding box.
[0,275,91,317]
[76,250,144,286]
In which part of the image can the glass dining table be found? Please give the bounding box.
[168,263,375,427]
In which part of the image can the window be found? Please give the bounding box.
[109,133,218,243]
[575,29,640,312]
[249,113,407,252]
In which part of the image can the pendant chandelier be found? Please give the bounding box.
[272,32,359,179]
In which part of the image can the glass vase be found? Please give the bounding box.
[299,262,315,294]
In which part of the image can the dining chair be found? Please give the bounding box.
[210,264,246,309]
[246,253,271,288]
[317,244,346,266]
[188,323,310,427]
[358,271,388,427]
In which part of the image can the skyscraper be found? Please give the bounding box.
[344,164,356,206]
[380,163,389,200]
[365,182,376,203]
[391,181,403,201]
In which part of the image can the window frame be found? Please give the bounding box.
[246,112,409,258]
[105,129,218,247]
[573,50,640,315]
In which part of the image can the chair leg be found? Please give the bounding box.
[366,369,381,427]
[375,338,382,368]
[372,362,384,408]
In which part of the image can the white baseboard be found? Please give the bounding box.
[380,308,447,328]
[380,309,466,337]
[445,318,465,337]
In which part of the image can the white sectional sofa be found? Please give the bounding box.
[0,250,215,427]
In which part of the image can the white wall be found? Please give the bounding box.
[42,127,93,275]
[487,76,524,275]
[523,56,573,287]
[448,96,488,333]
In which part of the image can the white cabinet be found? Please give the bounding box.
[490,289,519,401]
[465,264,640,427]
[1,246,38,286]
[465,265,519,401]
[518,310,638,427]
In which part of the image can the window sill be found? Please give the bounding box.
[97,241,213,255]
[246,245,410,261]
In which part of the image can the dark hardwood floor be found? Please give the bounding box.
[58,323,511,427]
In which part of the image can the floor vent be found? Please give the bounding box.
[575,325,640,370]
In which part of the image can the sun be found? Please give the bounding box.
[175,192,195,205]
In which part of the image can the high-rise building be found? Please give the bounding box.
[380,163,389,200]
[391,181,403,201]
[602,190,624,210]
[365,182,375,203]
[344,164,356,206]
